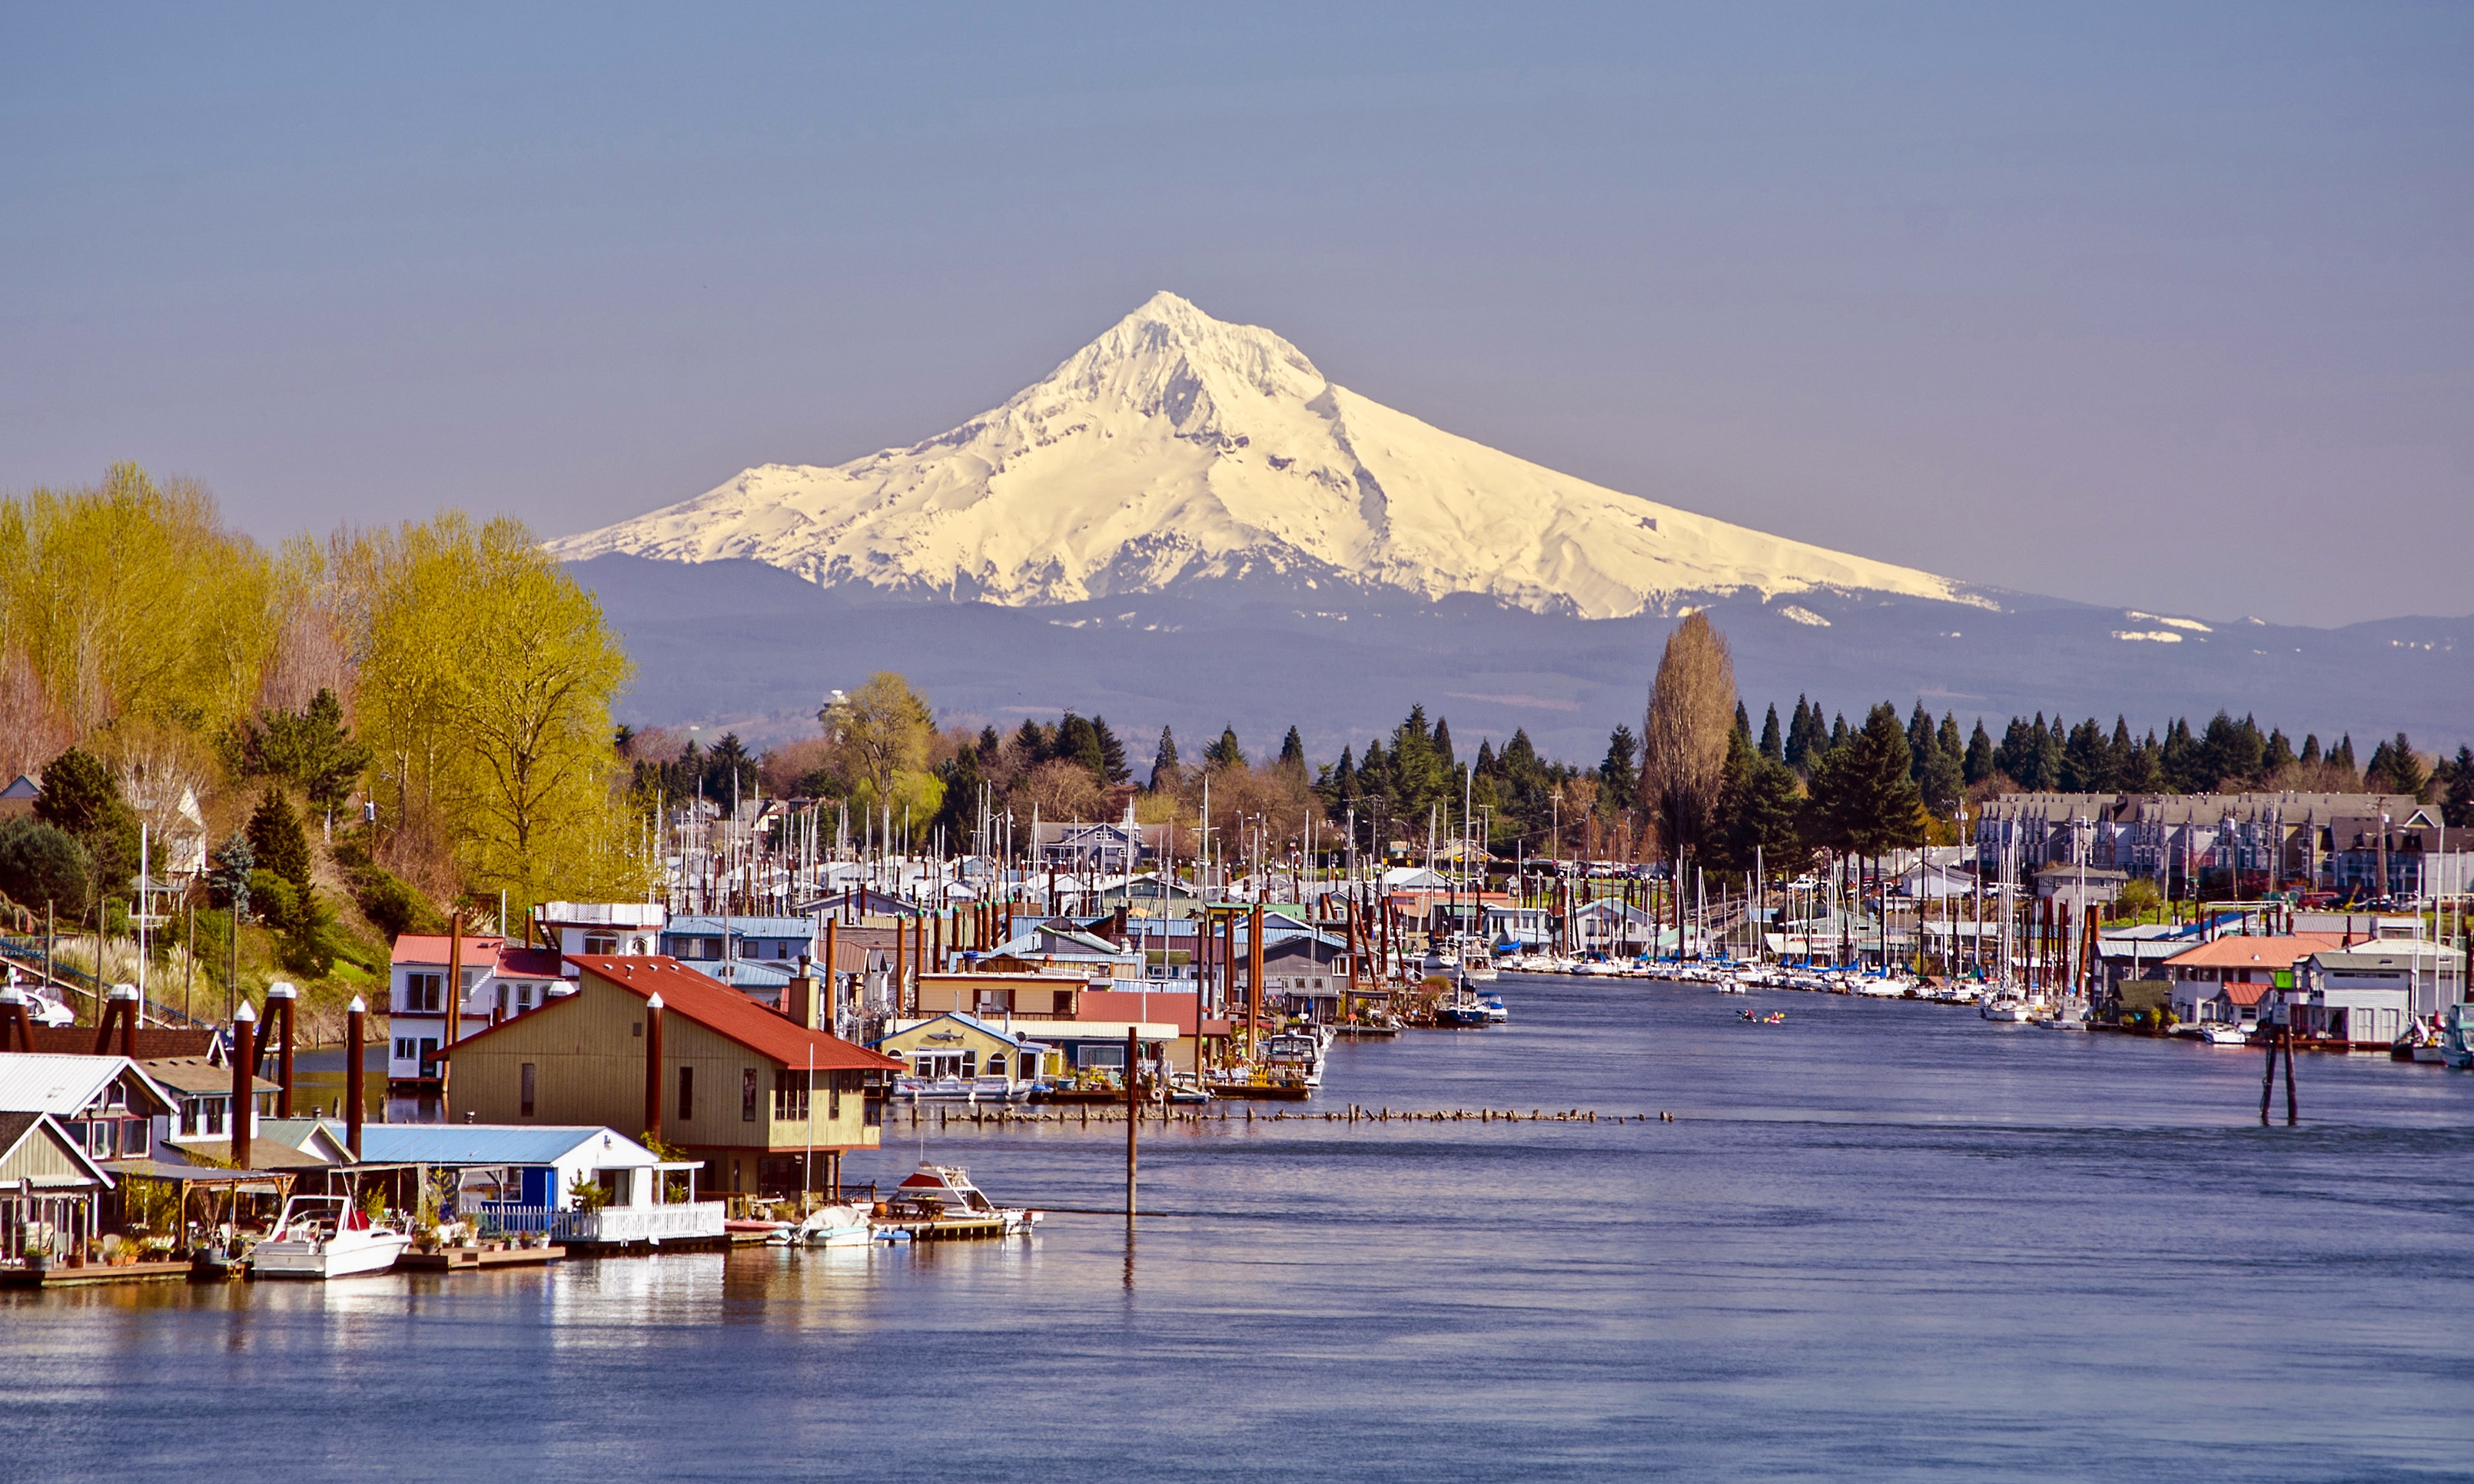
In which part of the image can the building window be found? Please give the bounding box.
[677,1065,694,1121]
[516,983,535,1011]
[772,1072,809,1121]
[122,1120,148,1157]
[206,1097,225,1137]
[520,1062,536,1118]
[742,1067,758,1123]
[405,973,442,1013]
[496,985,510,1014]
[395,1037,414,1061]
[583,934,618,955]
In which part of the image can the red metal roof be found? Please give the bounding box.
[390,935,506,968]
[2164,935,2346,971]
[566,956,898,1071]
[495,947,564,979]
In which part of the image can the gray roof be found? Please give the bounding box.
[0,1054,171,1116]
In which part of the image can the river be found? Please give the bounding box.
[8,974,2472,1480]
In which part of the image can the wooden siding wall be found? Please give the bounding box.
[446,975,879,1153]
[0,1124,98,1187]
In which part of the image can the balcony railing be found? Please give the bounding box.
[467,1201,726,1243]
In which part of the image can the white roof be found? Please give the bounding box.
[0,1054,167,1116]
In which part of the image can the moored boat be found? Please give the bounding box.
[873,1164,1041,1240]
[249,1196,412,1280]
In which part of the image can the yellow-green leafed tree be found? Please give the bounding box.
[0,464,280,738]
[340,513,640,908]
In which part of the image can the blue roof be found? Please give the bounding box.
[352,1124,659,1167]
[665,917,814,936]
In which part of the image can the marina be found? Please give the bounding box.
[7,972,2472,1480]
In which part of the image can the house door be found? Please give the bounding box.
[417,1038,440,1078]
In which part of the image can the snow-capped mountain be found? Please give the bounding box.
[549,292,1974,619]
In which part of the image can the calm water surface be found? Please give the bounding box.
[9,976,2473,1480]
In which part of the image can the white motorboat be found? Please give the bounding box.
[876,1164,1043,1238]
[2193,1024,2253,1046]
[1262,1030,1327,1084]
[1979,991,2038,1024]
[250,1195,411,1280]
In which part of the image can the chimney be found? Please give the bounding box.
[266,983,297,1118]
[345,996,366,1161]
[231,1001,257,1170]
[643,991,665,1141]
[0,987,31,1054]
[788,954,818,1029]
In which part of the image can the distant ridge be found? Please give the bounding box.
[549,291,1978,619]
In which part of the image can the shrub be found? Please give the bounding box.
[0,819,91,915]
[355,870,443,941]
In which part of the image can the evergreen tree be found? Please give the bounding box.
[247,788,314,898]
[1598,725,1639,811]
[2161,719,2201,792]
[1828,713,1850,753]
[2330,734,2358,782]
[1785,696,1828,774]
[1963,719,1995,785]
[222,687,372,816]
[1150,727,1181,792]
[1432,716,1456,777]
[2263,729,2296,776]
[0,821,91,918]
[1473,738,1497,778]
[2120,732,2165,795]
[977,725,1004,764]
[2445,746,2474,828]
[2300,734,2323,767]
[931,745,982,844]
[1807,703,1923,856]
[2367,732,2428,798]
[1906,702,1936,784]
[1203,725,1247,769]
[1279,726,1307,772]
[1919,730,1964,816]
[1013,719,1051,762]
[205,832,254,919]
[2061,718,2110,793]
[1091,715,1131,784]
[33,746,141,907]
[1735,702,1753,744]
[1758,704,1784,762]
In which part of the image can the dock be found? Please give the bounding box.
[397,1245,565,1273]
[2,1260,193,1290]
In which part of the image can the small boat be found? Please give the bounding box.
[895,1073,1031,1103]
[791,1203,873,1248]
[249,1196,412,1280]
[2442,1005,2474,1071]
[875,1164,1041,1240]
[1979,991,2038,1023]
[1480,995,1508,1024]
[2193,1024,2253,1046]
[1261,1031,1325,1085]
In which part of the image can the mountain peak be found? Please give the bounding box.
[1037,291,1325,419]
[550,297,1969,616]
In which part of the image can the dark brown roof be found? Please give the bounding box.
[26,1025,216,1060]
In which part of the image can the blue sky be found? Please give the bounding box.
[5,3,2467,626]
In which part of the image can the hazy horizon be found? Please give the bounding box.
[6,4,2468,628]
